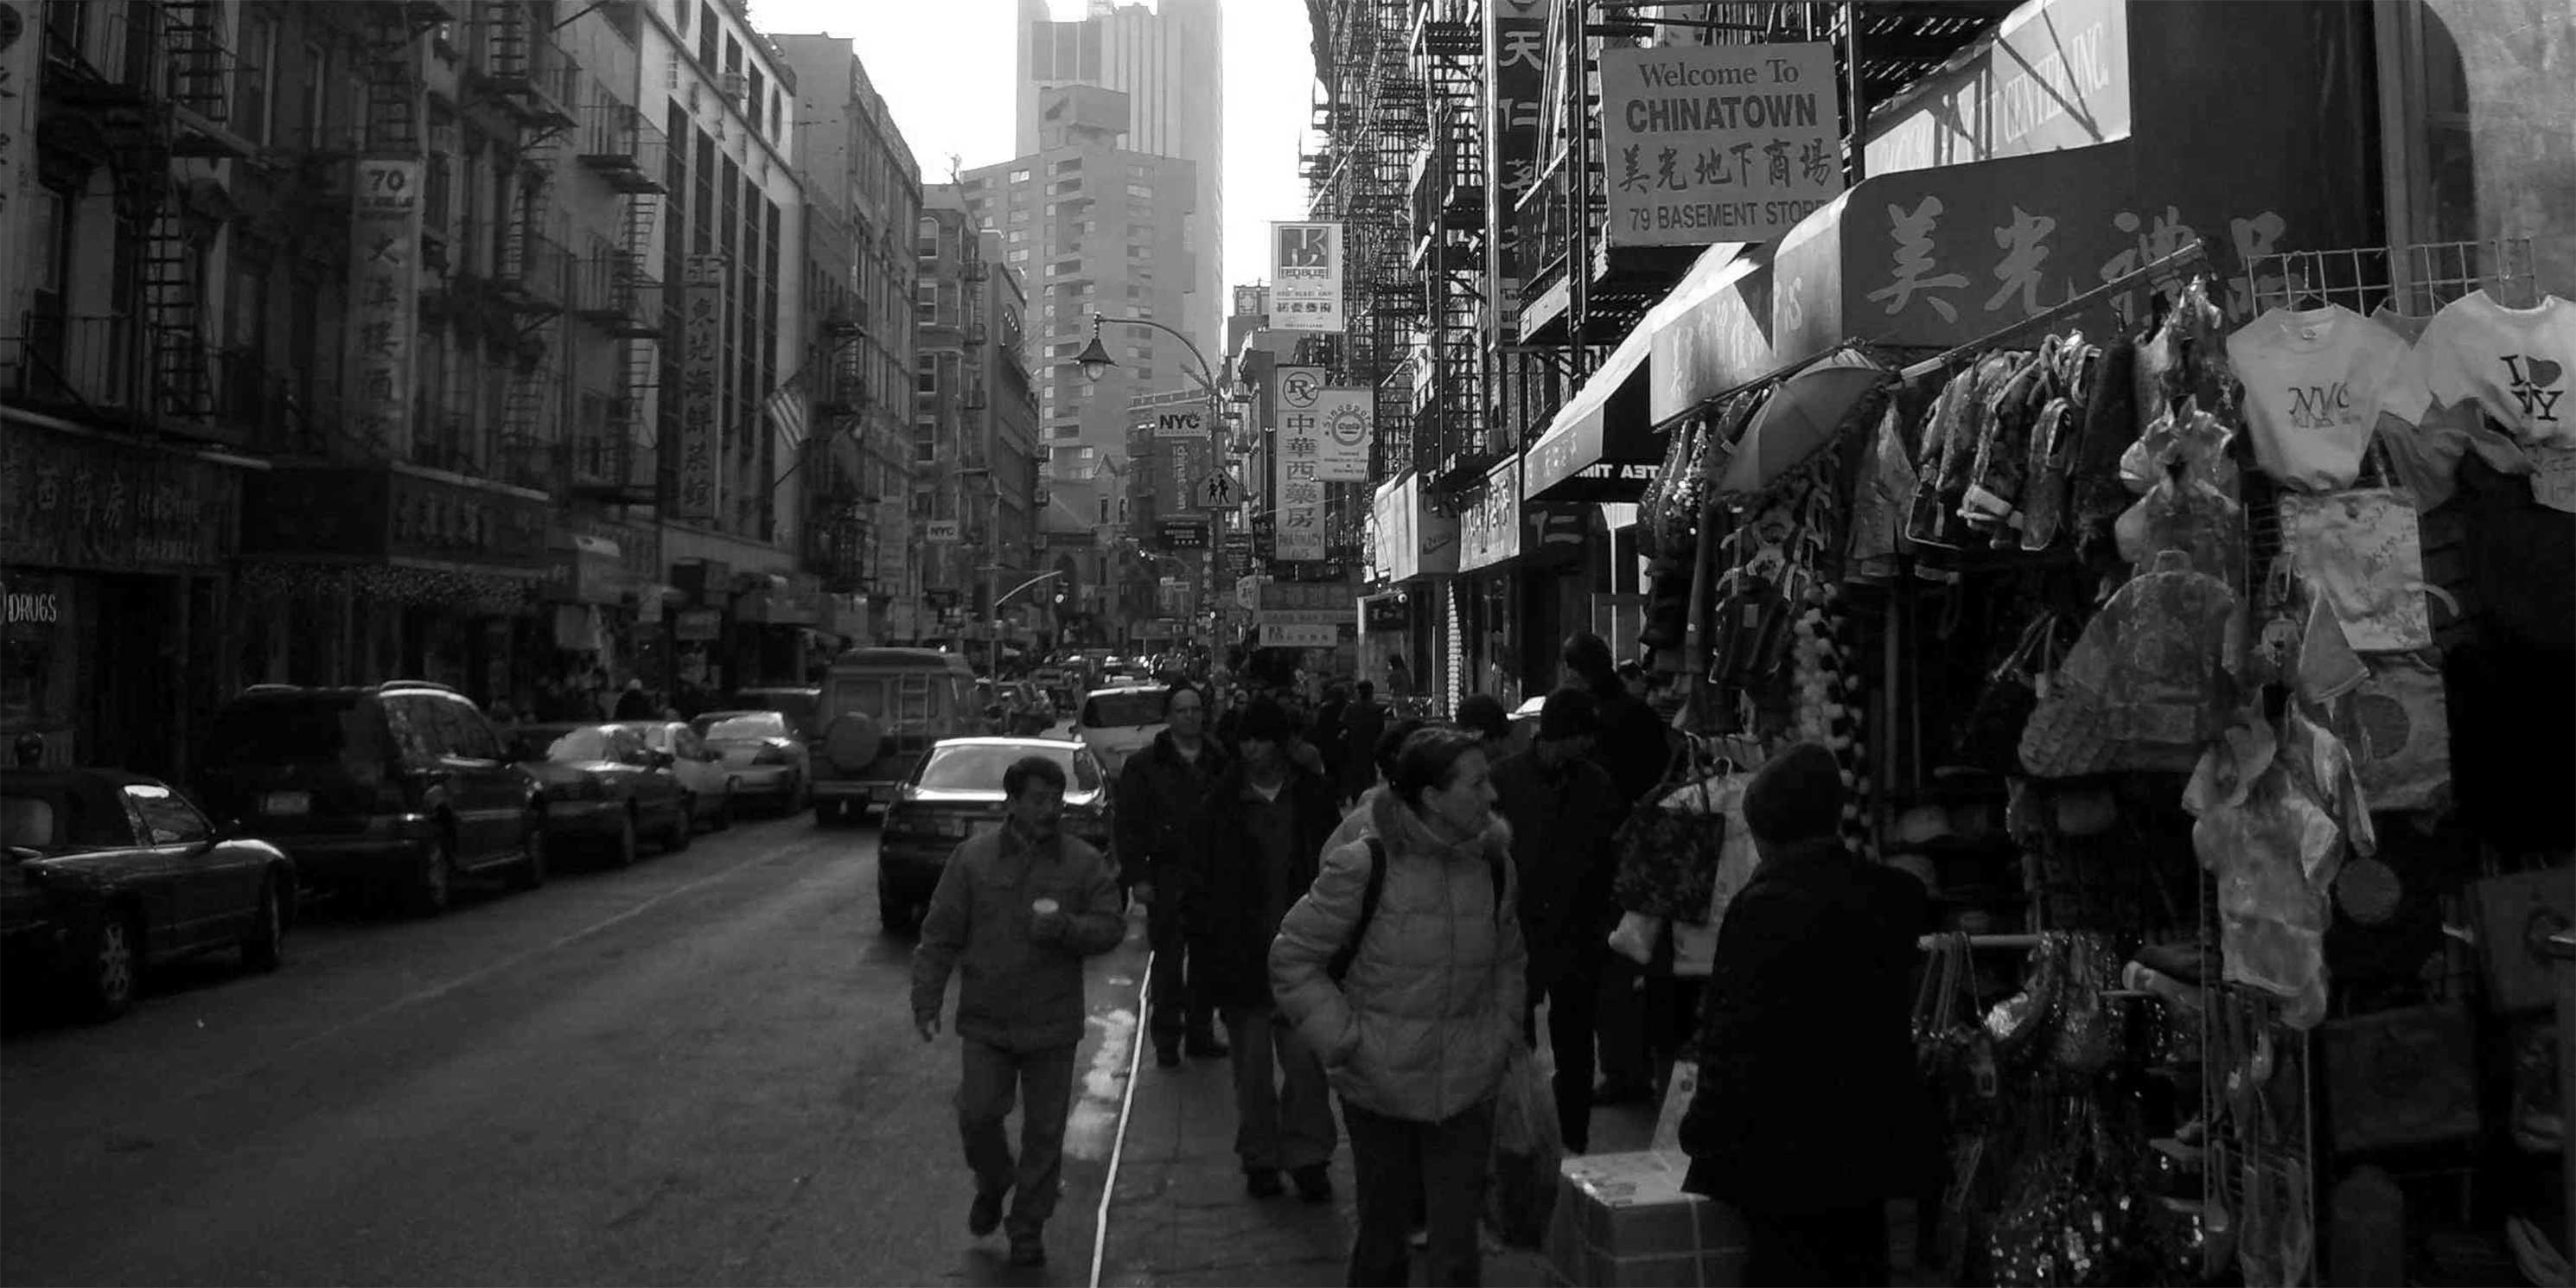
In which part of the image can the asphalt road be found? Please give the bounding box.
[0,811,1150,1287]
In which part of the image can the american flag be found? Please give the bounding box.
[762,367,808,447]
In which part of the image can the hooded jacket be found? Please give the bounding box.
[1270,789,1527,1124]
[911,820,1128,1051]
[1185,759,1344,1010]
[1113,729,1235,889]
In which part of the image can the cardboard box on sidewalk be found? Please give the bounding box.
[1542,1151,1745,1287]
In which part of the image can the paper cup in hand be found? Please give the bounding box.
[1031,897,1060,916]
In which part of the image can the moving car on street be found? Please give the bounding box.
[874,736,1113,934]
[613,720,740,831]
[1072,685,1169,777]
[199,682,543,915]
[507,724,692,867]
[2,769,296,1020]
[691,710,812,815]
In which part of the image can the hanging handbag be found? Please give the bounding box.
[2471,864,2576,1015]
[1610,747,1731,924]
[2050,933,2131,1075]
[1954,612,2063,775]
[2335,651,2452,813]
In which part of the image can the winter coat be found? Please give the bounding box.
[1270,789,1527,1124]
[1339,699,1387,795]
[911,821,1128,1052]
[1113,730,1234,889]
[1679,842,1936,1213]
[1185,762,1344,1010]
[1320,784,1389,857]
[1584,676,1672,810]
[1489,749,1623,995]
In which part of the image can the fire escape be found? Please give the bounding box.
[473,0,579,491]
[1410,0,1491,490]
[1304,0,1425,490]
[572,86,670,504]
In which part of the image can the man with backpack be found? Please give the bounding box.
[1186,698,1345,1202]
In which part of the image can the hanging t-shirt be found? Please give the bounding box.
[2225,305,2414,490]
[2385,290,2576,447]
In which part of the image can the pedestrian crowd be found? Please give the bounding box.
[907,633,1929,1285]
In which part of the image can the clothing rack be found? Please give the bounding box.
[1917,932,2041,951]
[1898,239,2215,381]
[2248,235,2545,319]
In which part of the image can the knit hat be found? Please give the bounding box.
[1537,687,1600,741]
[1455,693,1510,743]
[1743,741,1847,844]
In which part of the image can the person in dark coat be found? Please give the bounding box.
[1187,698,1346,1202]
[1677,741,1933,1287]
[612,679,655,721]
[1113,683,1235,1067]
[1339,679,1388,801]
[1562,632,1675,1103]
[1489,688,1623,1154]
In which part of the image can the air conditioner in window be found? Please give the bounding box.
[717,71,748,102]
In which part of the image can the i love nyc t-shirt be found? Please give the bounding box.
[2224,305,2413,490]
[2385,291,2576,448]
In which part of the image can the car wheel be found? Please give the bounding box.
[510,816,549,891]
[242,877,285,972]
[609,808,640,867]
[669,798,695,852]
[407,834,456,917]
[78,910,143,1021]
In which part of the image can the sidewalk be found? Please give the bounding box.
[1095,1043,1661,1287]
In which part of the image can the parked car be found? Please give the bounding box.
[506,724,692,866]
[2,769,296,1020]
[199,682,543,915]
[690,710,812,814]
[810,648,986,826]
[875,736,1113,934]
[612,720,739,831]
[1073,685,1170,776]
[719,686,820,743]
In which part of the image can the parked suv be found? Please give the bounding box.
[809,649,985,825]
[198,682,544,915]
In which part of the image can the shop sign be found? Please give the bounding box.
[736,580,819,625]
[0,3,36,332]
[1259,580,1355,613]
[1220,532,1254,581]
[1865,0,2131,176]
[1362,595,1408,632]
[1151,409,1207,440]
[2,577,61,628]
[925,520,962,545]
[676,254,727,523]
[1527,503,1590,569]
[0,426,239,571]
[1277,367,1372,484]
[1269,221,1344,332]
[1525,331,1656,501]
[1155,518,1209,551]
[346,158,422,455]
[1457,457,1524,572]
[673,607,724,641]
[1483,0,1548,277]
[1599,42,1846,247]
[1274,388,1327,561]
[1368,474,1458,583]
[1259,622,1338,649]
[543,535,625,605]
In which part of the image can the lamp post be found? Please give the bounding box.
[1070,313,1227,654]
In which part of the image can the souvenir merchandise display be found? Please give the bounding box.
[1606,236,2571,1288]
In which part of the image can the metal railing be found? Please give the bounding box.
[502,228,573,306]
[577,100,670,182]
[4,314,144,412]
[573,253,662,329]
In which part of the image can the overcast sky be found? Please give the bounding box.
[744,0,1320,293]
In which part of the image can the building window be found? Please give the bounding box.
[1125,183,1153,199]
[1010,167,1032,183]
[234,12,275,145]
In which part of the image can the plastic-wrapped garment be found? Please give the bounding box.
[2185,712,2375,1030]
[2117,470,2248,587]
[2279,488,2433,654]
[2072,339,2143,567]
[1846,399,1919,579]
[1963,346,2056,537]
[2019,550,2243,777]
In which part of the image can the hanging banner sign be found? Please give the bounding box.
[1270,221,1344,331]
[1484,0,1548,278]
[677,254,728,522]
[0,3,37,334]
[347,158,424,456]
[1152,408,1208,439]
[1311,387,1374,483]
[1274,386,1327,561]
[1599,41,1846,247]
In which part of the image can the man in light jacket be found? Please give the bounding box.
[911,755,1128,1269]
[1272,726,1527,1287]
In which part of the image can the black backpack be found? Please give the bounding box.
[1325,838,1508,983]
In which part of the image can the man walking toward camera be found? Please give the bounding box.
[912,756,1129,1268]
[1116,683,1234,1067]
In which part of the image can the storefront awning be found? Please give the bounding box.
[1521,320,1656,503]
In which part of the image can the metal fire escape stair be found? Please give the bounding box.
[141,212,214,421]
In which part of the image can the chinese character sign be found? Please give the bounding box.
[0,3,36,332]
[1484,0,1548,277]
[1270,222,1343,333]
[1599,42,1846,247]
[1310,387,1373,483]
[346,159,422,456]
[677,254,727,523]
[1274,392,1327,561]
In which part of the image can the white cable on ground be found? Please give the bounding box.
[1088,947,1151,1288]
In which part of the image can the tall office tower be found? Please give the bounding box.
[959,86,1197,479]
[1015,0,1223,357]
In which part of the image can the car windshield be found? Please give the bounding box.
[208,696,378,766]
[1081,690,1168,729]
[916,743,1085,793]
[699,712,787,741]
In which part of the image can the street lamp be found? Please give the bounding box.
[1063,312,1229,654]
[1073,318,1117,385]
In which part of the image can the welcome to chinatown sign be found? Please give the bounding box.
[1600,42,1846,247]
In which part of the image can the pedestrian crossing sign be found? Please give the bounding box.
[1198,468,1242,510]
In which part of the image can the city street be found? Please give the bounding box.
[0,814,1150,1288]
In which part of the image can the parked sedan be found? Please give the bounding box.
[613,720,740,831]
[690,710,811,814]
[875,736,1113,934]
[506,724,692,867]
[1,769,296,1021]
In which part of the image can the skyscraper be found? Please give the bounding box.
[1015,0,1223,355]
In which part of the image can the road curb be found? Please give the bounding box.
[1088,947,1151,1288]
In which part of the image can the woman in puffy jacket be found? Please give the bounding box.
[1271,726,1526,1288]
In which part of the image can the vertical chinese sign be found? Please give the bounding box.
[677,254,726,523]
[1482,0,1547,283]
[1274,385,1326,562]
[1269,222,1343,332]
[348,159,423,455]
[0,3,34,330]
[1598,42,1846,247]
